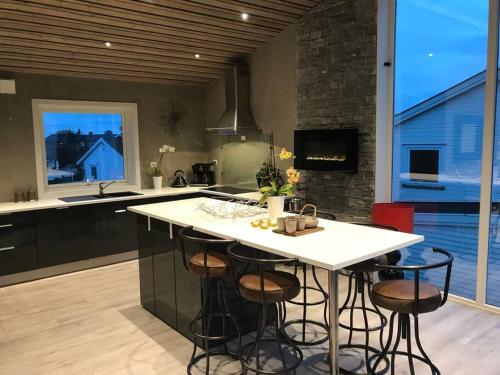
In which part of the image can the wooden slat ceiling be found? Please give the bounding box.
[0,0,320,86]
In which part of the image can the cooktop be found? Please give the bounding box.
[202,186,257,195]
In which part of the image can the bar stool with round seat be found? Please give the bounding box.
[368,247,453,375]
[280,209,336,347]
[338,223,398,375]
[227,242,303,374]
[178,226,241,375]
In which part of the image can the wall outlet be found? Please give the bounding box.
[212,159,218,165]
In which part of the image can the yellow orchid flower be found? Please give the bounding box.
[279,148,293,160]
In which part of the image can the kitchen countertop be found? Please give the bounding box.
[128,197,424,271]
[0,186,197,214]
[0,186,266,215]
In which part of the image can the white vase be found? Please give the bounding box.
[153,176,163,190]
[267,196,285,223]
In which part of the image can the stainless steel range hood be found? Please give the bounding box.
[207,63,261,135]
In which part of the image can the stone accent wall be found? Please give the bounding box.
[296,0,378,221]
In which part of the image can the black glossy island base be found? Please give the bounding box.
[136,215,261,342]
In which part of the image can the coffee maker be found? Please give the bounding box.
[191,163,215,186]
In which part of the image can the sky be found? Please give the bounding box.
[43,112,122,137]
[395,0,489,113]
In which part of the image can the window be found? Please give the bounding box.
[388,0,489,303]
[409,149,439,182]
[33,100,140,198]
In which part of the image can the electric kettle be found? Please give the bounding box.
[171,170,188,188]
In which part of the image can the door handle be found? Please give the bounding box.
[0,246,15,252]
[114,209,127,213]
[0,224,13,228]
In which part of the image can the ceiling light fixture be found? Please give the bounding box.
[195,53,200,59]
[241,12,249,21]
[105,41,112,47]
[428,52,434,57]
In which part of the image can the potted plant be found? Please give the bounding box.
[259,147,300,222]
[150,144,175,190]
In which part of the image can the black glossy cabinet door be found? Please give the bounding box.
[137,215,155,314]
[0,212,37,276]
[91,202,137,258]
[172,225,202,339]
[151,219,177,328]
[36,206,91,267]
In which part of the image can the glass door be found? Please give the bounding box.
[391,0,489,300]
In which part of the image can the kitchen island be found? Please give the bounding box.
[129,197,424,374]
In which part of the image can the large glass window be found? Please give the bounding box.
[392,0,489,300]
[43,112,125,185]
[32,100,140,197]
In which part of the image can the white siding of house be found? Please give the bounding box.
[81,141,124,181]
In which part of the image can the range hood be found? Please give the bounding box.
[207,63,261,135]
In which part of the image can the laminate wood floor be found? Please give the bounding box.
[0,260,499,374]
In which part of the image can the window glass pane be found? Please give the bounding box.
[43,112,125,185]
[392,0,489,300]
[487,18,500,308]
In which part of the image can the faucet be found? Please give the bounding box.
[98,181,116,197]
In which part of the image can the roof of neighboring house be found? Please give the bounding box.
[76,137,123,165]
[45,131,123,162]
[394,69,496,125]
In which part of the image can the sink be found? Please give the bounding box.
[59,191,143,203]
[93,191,143,199]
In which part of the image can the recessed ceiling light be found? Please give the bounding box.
[105,41,112,48]
[428,52,434,57]
[195,53,200,59]
[241,12,249,21]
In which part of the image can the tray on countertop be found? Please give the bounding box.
[272,226,324,237]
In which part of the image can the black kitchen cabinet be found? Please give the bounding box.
[90,202,137,258]
[0,212,37,276]
[151,219,177,328]
[137,215,155,314]
[172,225,202,338]
[36,206,91,267]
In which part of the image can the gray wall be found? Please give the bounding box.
[0,72,208,202]
[206,25,298,185]
[297,0,378,221]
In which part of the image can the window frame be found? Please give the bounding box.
[32,99,141,199]
[405,145,443,184]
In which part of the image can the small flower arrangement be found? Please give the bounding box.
[259,147,300,204]
[150,144,175,177]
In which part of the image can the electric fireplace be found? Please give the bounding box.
[294,129,358,172]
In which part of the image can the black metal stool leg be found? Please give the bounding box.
[414,315,441,375]
[339,271,389,375]
[187,277,240,375]
[281,264,329,347]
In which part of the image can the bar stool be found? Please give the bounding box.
[178,226,241,375]
[338,223,397,375]
[227,242,303,374]
[281,210,336,347]
[368,248,453,375]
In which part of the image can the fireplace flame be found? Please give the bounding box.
[306,155,347,162]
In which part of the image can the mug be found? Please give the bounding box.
[297,216,306,231]
[277,217,287,232]
[285,217,298,234]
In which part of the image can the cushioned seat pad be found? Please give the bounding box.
[371,279,442,314]
[189,252,230,278]
[239,271,301,304]
[345,254,388,273]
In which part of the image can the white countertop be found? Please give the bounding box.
[0,186,204,214]
[0,186,266,215]
[128,197,424,271]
